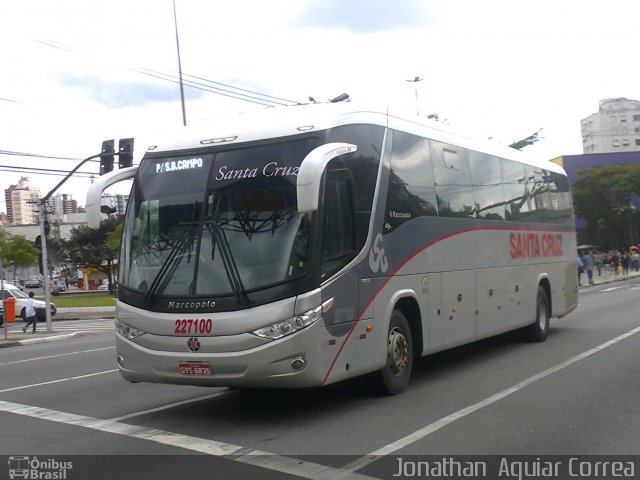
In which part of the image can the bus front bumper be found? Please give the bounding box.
[115,320,329,389]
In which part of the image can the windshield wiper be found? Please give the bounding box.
[206,218,249,306]
[143,228,195,307]
[143,201,200,307]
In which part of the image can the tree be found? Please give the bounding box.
[0,228,39,278]
[64,218,120,290]
[509,128,543,150]
[46,236,70,268]
[572,164,640,248]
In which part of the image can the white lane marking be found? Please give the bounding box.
[0,400,375,480]
[0,347,115,366]
[344,325,640,472]
[0,370,118,393]
[109,391,229,422]
[601,287,623,292]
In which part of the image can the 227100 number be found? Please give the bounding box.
[175,318,213,335]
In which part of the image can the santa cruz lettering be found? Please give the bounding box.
[215,162,299,181]
[175,318,213,335]
[509,232,564,259]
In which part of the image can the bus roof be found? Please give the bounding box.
[147,102,567,175]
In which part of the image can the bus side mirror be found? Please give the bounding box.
[296,143,357,214]
[86,166,138,228]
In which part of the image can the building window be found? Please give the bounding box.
[623,139,630,146]
[613,140,620,147]
[636,139,640,146]
[634,114,640,121]
[621,116,627,122]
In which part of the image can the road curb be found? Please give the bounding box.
[0,332,87,349]
[18,331,88,345]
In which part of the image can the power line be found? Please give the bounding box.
[0,149,86,162]
[0,165,96,177]
[33,37,302,108]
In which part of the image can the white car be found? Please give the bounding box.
[0,283,56,322]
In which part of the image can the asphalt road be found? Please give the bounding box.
[1,279,639,480]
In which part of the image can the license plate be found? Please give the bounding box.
[178,362,213,376]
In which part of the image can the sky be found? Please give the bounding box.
[2,0,640,215]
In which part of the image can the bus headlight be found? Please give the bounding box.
[115,319,146,340]
[252,304,325,340]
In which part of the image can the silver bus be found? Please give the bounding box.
[88,102,578,394]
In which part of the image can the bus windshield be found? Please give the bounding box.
[119,137,322,302]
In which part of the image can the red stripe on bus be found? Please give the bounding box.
[320,225,575,385]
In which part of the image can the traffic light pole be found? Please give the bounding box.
[39,202,53,333]
[37,140,133,333]
[39,152,101,334]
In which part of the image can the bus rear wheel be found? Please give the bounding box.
[375,309,413,395]
[524,286,549,342]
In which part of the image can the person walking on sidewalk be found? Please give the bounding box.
[22,291,37,333]
[581,251,594,285]
[621,251,630,275]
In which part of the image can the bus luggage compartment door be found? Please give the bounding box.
[441,270,476,347]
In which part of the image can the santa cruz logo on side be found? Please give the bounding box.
[369,233,389,273]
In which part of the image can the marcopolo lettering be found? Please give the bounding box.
[168,300,217,310]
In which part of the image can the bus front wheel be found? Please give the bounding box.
[375,309,413,395]
[525,286,549,342]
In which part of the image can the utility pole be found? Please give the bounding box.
[38,203,53,333]
[1,246,6,340]
[406,76,423,116]
[173,0,187,126]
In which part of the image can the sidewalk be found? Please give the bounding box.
[0,306,115,349]
[580,266,640,288]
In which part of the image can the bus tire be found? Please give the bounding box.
[375,309,413,395]
[525,286,549,342]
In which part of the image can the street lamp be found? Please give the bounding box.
[406,76,423,116]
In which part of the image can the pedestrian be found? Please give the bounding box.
[621,251,630,275]
[631,250,640,272]
[593,251,603,276]
[22,291,37,334]
[576,255,584,286]
[582,251,594,285]
[610,251,619,275]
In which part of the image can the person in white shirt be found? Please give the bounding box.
[22,291,37,333]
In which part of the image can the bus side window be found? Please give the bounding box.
[321,169,357,279]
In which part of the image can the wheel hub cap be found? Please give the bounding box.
[388,327,409,375]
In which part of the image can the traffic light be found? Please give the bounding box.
[118,138,134,168]
[100,140,115,175]
[44,218,50,237]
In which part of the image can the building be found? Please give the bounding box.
[45,193,79,216]
[581,98,640,154]
[4,177,41,225]
[101,193,129,217]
